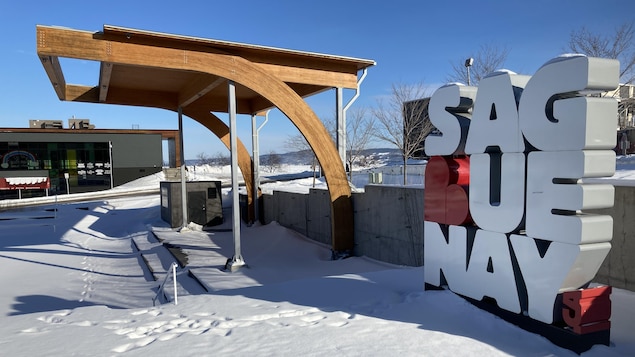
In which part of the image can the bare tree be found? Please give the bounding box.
[284,119,335,187]
[286,111,375,183]
[447,44,510,85]
[567,23,635,84]
[344,107,375,180]
[372,82,433,185]
[262,150,282,173]
[214,152,230,166]
[567,23,635,129]
[196,152,213,166]
[285,131,323,187]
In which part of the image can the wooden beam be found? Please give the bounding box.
[178,75,225,107]
[101,24,375,71]
[36,26,360,90]
[38,55,66,100]
[256,62,360,89]
[65,84,99,102]
[66,84,179,111]
[99,62,113,102]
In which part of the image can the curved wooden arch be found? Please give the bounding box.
[180,53,353,251]
[215,59,354,251]
[36,26,355,251]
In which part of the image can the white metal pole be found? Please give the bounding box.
[172,263,178,305]
[108,141,114,189]
[251,114,259,224]
[178,107,188,229]
[251,111,269,224]
[227,80,245,271]
[54,194,57,233]
[336,87,346,168]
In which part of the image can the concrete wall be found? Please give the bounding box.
[262,185,634,292]
[306,189,332,246]
[262,189,332,245]
[352,185,423,266]
[263,185,424,266]
[591,185,635,291]
[263,190,309,236]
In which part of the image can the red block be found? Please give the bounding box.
[424,156,471,225]
[446,156,470,186]
[446,184,471,225]
[562,286,612,334]
[424,156,449,222]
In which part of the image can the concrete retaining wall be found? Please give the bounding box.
[352,185,423,266]
[306,189,332,246]
[591,185,635,291]
[263,189,332,245]
[262,184,634,292]
[263,185,424,266]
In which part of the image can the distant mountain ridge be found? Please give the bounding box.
[186,148,405,167]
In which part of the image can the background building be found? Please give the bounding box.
[600,84,635,155]
[604,83,635,130]
[0,119,179,199]
[403,97,432,159]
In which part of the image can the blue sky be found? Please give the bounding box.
[1,0,633,159]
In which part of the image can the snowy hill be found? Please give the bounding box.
[186,148,407,167]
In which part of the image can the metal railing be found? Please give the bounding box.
[152,262,179,306]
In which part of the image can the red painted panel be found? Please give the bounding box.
[424,156,471,225]
[562,286,612,334]
[424,156,449,222]
[426,156,451,187]
[446,184,472,225]
[446,156,470,186]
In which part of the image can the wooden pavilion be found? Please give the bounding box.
[36,24,375,253]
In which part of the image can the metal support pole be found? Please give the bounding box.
[251,115,259,224]
[54,194,57,233]
[64,172,70,195]
[251,111,269,225]
[108,141,114,189]
[226,80,246,272]
[172,263,178,305]
[465,58,473,86]
[336,87,346,169]
[178,107,188,229]
[251,114,258,224]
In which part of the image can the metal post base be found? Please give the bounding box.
[225,256,247,272]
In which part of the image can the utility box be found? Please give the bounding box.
[160,181,223,228]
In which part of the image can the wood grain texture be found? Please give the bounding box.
[36,25,366,251]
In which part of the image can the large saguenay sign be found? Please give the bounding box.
[424,55,619,351]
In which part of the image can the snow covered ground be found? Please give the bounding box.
[0,158,634,356]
